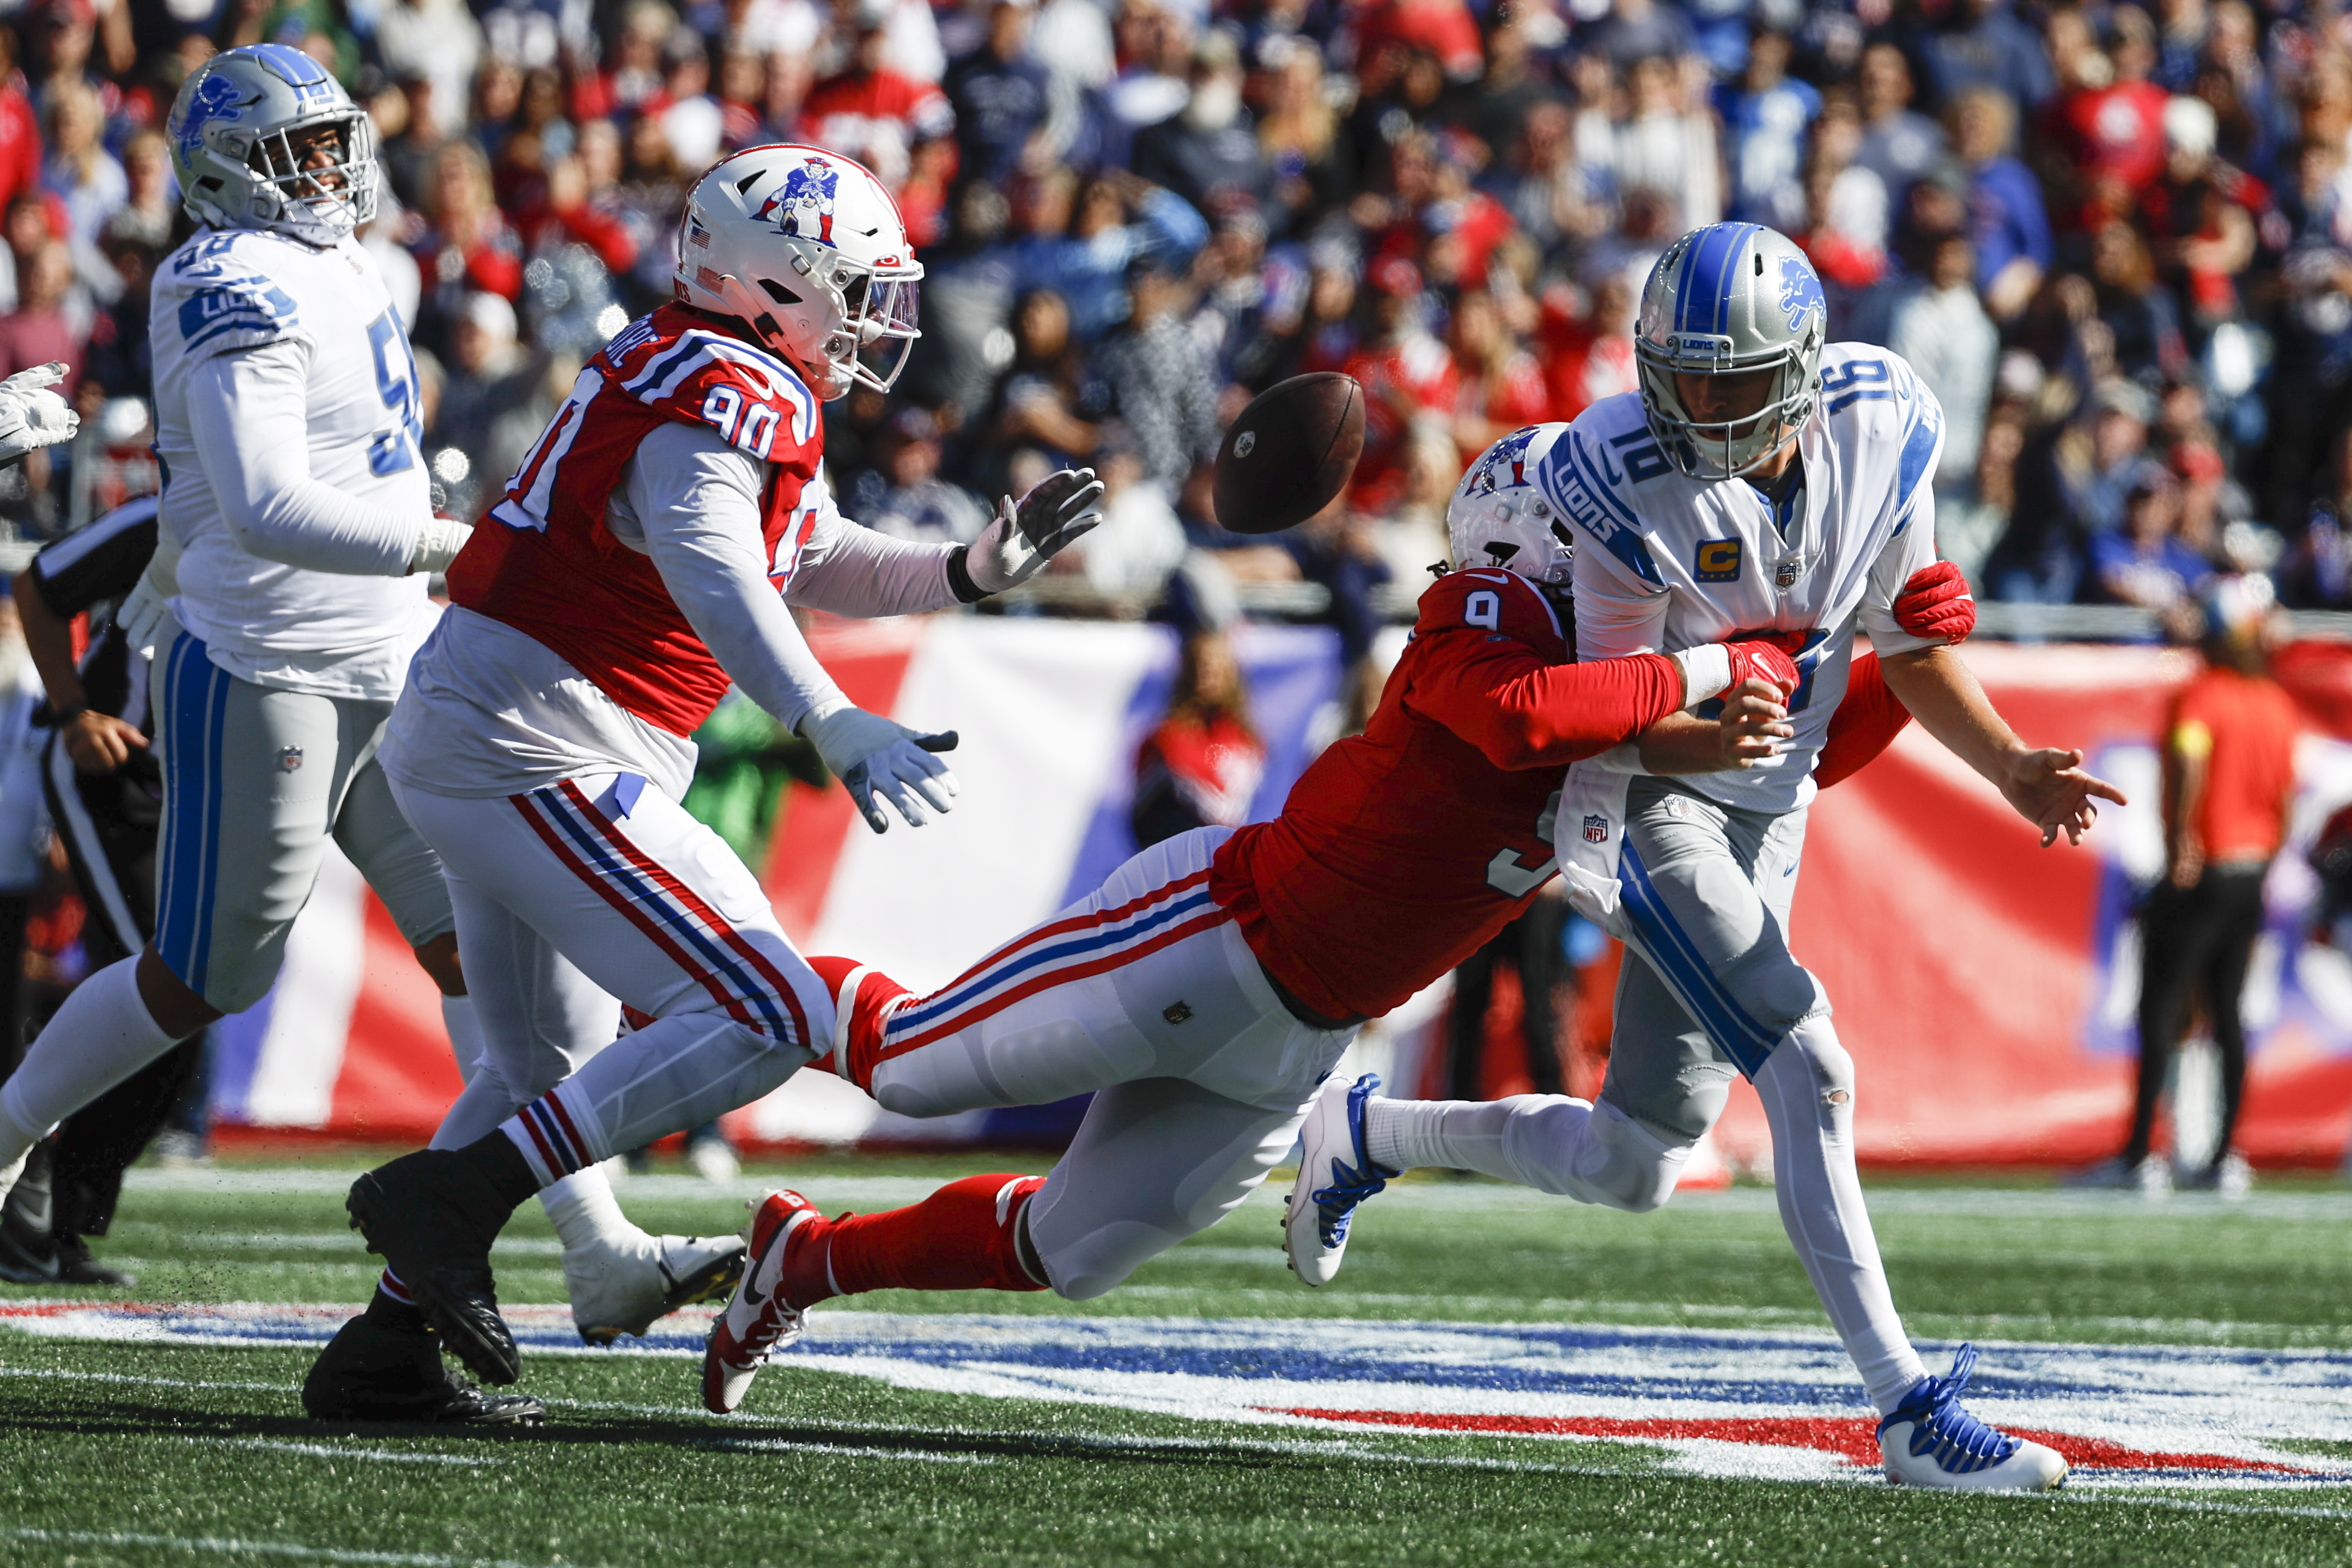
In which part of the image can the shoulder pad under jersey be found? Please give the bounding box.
[597,308,821,467]
[1413,568,1567,657]
[158,229,307,360]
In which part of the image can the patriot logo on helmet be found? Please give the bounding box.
[755,157,840,246]
[1447,423,1573,593]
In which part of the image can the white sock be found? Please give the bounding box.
[441,993,487,1083]
[0,957,185,1165]
[1753,1018,1929,1415]
[538,1162,638,1252]
[1364,1093,1691,1212]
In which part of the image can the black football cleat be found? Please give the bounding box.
[51,1234,136,1287]
[346,1150,525,1387]
[303,1311,545,1426]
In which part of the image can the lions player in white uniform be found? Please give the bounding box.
[0,47,738,1424]
[1296,226,2122,1490]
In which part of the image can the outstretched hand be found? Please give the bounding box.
[1998,745,2128,847]
[964,467,1106,595]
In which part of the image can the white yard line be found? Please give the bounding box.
[0,1528,588,1567]
[208,1437,502,1467]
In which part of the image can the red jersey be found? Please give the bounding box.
[447,305,826,737]
[1210,570,1684,1020]
[2168,665,2301,863]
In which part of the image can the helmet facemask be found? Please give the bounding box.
[794,255,921,397]
[1635,330,1815,482]
[239,111,379,241]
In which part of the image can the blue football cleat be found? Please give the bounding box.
[1283,1073,1397,1287]
[1877,1344,2068,1490]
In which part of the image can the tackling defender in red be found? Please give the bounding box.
[700,420,1972,1414]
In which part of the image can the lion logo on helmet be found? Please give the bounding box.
[1777,254,1825,336]
[755,157,840,246]
[174,69,250,160]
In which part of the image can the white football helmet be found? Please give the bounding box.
[1447,423,1573,589]
[167,44,379,246]
[673,144,921,402]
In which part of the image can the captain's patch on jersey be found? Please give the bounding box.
[12,1300,2347,1490]
[1694,538,1742,582]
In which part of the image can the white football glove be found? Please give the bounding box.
[116,570,174,659]
[410,514,473,575]
[0,362,78,465]
[963,467,1106,596]
[798,701,961,834]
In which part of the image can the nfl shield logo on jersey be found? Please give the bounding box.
[277,746,303,773]
[1582,814,1608,844]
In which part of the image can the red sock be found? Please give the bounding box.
[812,1174,1048,1300]
[804,956,911,1092]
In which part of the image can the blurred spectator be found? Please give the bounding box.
[859,405,991,544]
[1132,31,1269,222]
[1131,627,1263,848]
[2050,7,2171,235]
[802,0,954,194]
[1071,424,1187,602]
[1942,402,2028,589]
[39,81,118,251]
[374,0,483,137]
[1856,42,1943,206]
[1010,168,1204,341]
[1339,253,1455,512]
[427,291,556,506]
[1257,35,1352,234]
[1538,269,1637,422]
[2090,218,2188,381]
[1449,286,1547,459]
[412,142,524,353]
[1949,87,2050,320]
[1889,232,1998,490]
[1718,24,1817,230]
[2089,460,2212,612]
[1098,253,1219,491]
[0,31,40,224]
[1910,0,2056,114]
[1612,53,1719,231]
[2080,576,2295,1196]
[0,240,78,381]
[104,129,169,249]
[943,0,1047,185]
[2140,93,2263,337]
[81,226,153,401]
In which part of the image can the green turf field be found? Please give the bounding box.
[4,1156,2350,1568]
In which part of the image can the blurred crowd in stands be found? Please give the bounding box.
[15,0,2352,648]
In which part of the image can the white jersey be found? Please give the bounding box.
[151,227,436,699]
[1540,343,1944,817]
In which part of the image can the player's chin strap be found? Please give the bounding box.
[949,467,1106,601]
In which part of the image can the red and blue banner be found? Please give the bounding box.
[201,621,2352,1169]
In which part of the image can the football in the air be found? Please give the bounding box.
[1212,373,1365,534]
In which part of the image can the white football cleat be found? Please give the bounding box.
[1879,1345,2068,1490]
[704,1190,824,1414]
[1283,1072,1396,1287]
[564,1227,747,1344]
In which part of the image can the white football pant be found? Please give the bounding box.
[865,825,1357,1299]
[389,772,830,1157]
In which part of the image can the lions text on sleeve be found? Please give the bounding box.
[1537,343,1945,815]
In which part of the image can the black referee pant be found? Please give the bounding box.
[2123,864,2270,1174]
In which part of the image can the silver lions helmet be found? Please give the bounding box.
[168,44,379,246]
[1634,223,1825,481]
[1447,422,1573,590]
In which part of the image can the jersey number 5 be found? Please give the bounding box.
[365,310,423,477]
[1486,789,1561,898]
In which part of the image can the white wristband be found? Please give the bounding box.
[1670,645,1731,708]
